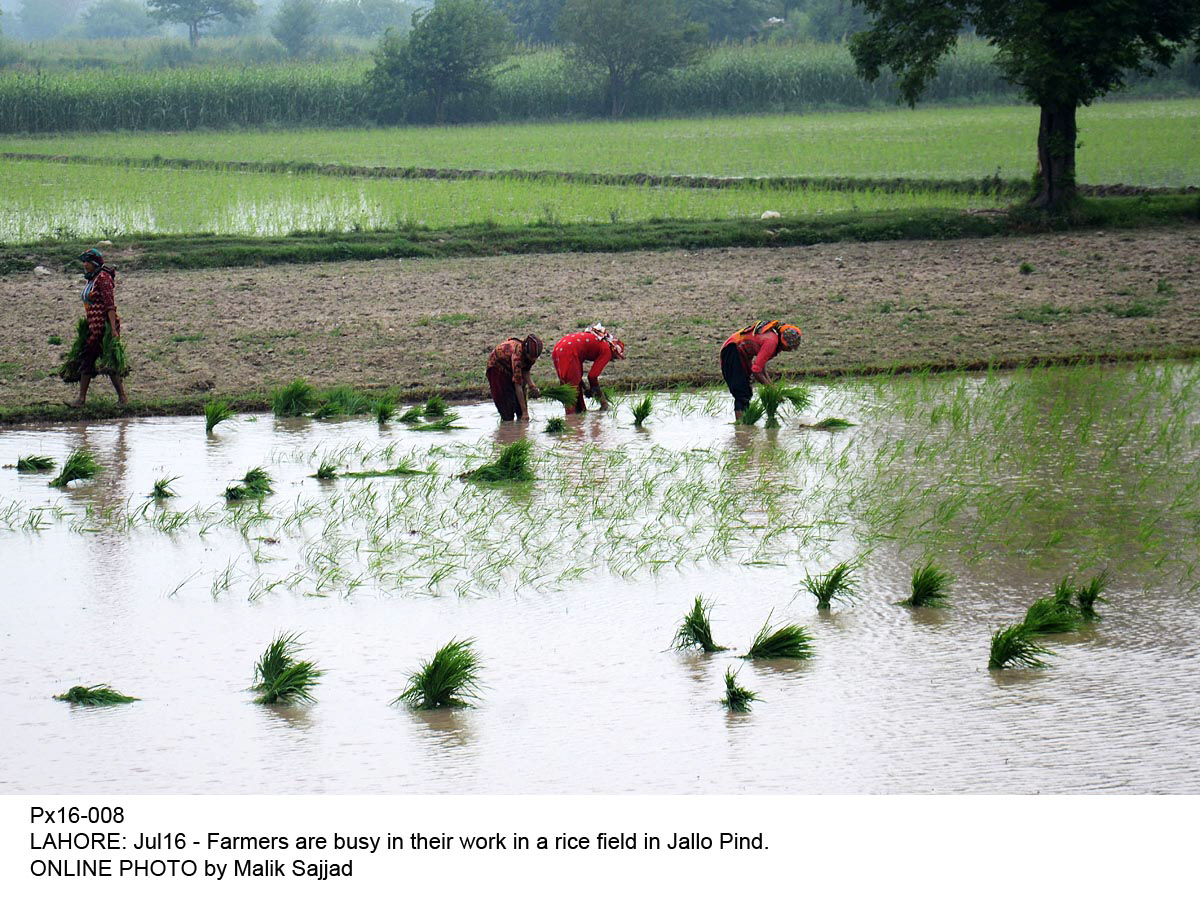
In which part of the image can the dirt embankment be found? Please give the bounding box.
[3,225,1198,412]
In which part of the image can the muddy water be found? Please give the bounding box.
[2,364,1198,794]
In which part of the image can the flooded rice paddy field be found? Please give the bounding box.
[2,362,1199,794]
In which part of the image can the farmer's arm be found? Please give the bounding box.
[514,383,530,421]
[750,334,779,384]
[106,309,120,338]
[587,350,612,410]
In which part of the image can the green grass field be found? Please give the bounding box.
[3,99,1196,185]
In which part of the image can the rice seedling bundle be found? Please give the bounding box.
[461,440,534,483]
[1022,597,1085,636]
[16,455,55,472]
[988,624,1053,669]
[899,561,953,608]
[632,394,653,427]
[374,398,395,425]
[204,400,234,433]
[803,561,856,611]
[743,615,814,660]
[721,667,758,713]
[398,406,424,424]
[739,400,765,425]
[54,684,138,705]
[242,467,273,494]
[57,319,129,383]
[252,632,323,704]
[541,384,581,408]
[316,386,373,417]
[48,448,101,487]
[342,459,424,478]
[423,395,447,417]
[271,378,317,417]
[151,476,179,499]
[1075,570,1110,619]
[394,638,483,710]
[408,416,464,432]
[313,461,339,480]
[545,416,567,433]
[672,596,728,652]
[812,417,854,430]
[759,384,811,428]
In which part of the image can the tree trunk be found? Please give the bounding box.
[1031,101,1078,209]
[189,22,199,47]
[434,87,446,125]
[608,68,625,119]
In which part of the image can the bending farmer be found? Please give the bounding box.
[66,248,129,407]
[720,319,802,420]
[551,324,626,414]
[487,334,543,421]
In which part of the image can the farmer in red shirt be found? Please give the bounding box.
[70,248,128,407]
[720,320,802,420]
[551,324,626,414]
[486,334,543,421]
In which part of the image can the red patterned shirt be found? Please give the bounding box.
[487,338,533,386]
[722,328,780,375]
[82,267,118,352]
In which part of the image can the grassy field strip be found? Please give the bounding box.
[2,99,1196,186]
[0,159,1013,243]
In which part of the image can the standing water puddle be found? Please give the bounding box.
[2,362,1198,793]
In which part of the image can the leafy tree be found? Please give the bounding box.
[146,0,258,46]
[491,0,565,43]
[786,0,868,42]
[687,0,774,43]
[81,0,161,38]
[327,0,415,37]
[367,0,511,124]
[272,0,319,55]
[558,0,705,117]
[850,1,1200,209]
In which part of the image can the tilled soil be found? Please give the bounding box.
[3,225,1198,411]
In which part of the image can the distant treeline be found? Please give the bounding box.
[1,41,1196,133]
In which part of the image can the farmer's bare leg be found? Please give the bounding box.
[110,375,128,404]
[71,375,92,407]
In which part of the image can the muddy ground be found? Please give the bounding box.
[2,225,1198,412]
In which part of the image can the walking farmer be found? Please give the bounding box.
[62,248,129,407]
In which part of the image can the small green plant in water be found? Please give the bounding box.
[461,440,534,483]
[271,378,317,417]
[1075,570,1110,620]
[721,667,758,712]
[1022,597,1084,636]
[743,614,814,660]
[342,459,425,478]
[988,624,1053,669]
[151,476,179,499]
[394,638,482,710]
[545,416,567,433]
[423,395,447,417]
[813,417,854,430]
[204,400,234,433]
[55,684,138,705]
[632,394,653,427]
[804,561,856,611]
[313,461,338,480]
[672,596,727,652]
[739,400,765,425]
[16,455,55,472]
[899,561,953,609]
[252,632,323,704]
[49,448,101,487]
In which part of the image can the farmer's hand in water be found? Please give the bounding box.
[528,383,541,399]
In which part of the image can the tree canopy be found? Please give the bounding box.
[146,0,258,46]
[558,0,706,117]
[850,0,1200,207]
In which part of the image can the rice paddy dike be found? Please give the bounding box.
[2,366,1199,792]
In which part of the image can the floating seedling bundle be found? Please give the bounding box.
[742,614,814,660]
[16,455,54,473]
[804,561,856,611]
[632,394,653,427]
[58,318,130,383]
[150,476,179,499]
[460,440,534,483]
[54,684,138,705]
[225,466,273,500]
[898,561,953,609]
[423,396,448,417]
[672,596,728,652]
[204,400,234,433]
[758,384,812,428]
[545,416,567,434]
[252,632,323,704]
[721,667,759,712]
[988,624,1053,669]
[271,378,317,417]
[49,448,101,487]
[394,638,482,710]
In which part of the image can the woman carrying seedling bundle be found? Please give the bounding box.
[64,248,129,407]
[551,324,627,414]
[486,334,543,421]
[720,319,801,420]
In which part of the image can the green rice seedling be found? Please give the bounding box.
[545,416,567,433]
[150,476,179,499]
[408,416,465,431]
[898,561,953,608]
[803,561,856,610]
[342,459,425,478]
[1052,575,1076,607]
[1075,570,1110,619]
[739,400,765,425]
[461,440,534,483]
[672,596,728,652]
[423,395,447,417]
[988,623,1053,669]
[632,394,653,427]
[742,614,814,660]
[721,667,759,712]
[374,398,395,425]
[313,461,339,480]
[760,383,812,427]
[252,632,323,705]
[1022,597,1085,636]
[813,417,855,430]
[394,638,483,710]
[271,378,317,417]
[398,405,424,423]
[204,400,234,433]
[311,402,340,419]
[322,385,373,416]
[16,455,55,472]
[541,384,581,408]
[54,684,138,705]
[48,335,63,346]
[242,467,273,494]
[49,448,101,487]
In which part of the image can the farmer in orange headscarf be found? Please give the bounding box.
[551,324,626,414]
[720,320,802,420]
[486,334,543,421]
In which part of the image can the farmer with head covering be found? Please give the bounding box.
[720,319,802,420]
[551,323,626,414]
[67,248,128,407]
[486,334,543,421]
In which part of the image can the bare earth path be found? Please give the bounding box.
[3,225,1198,411]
